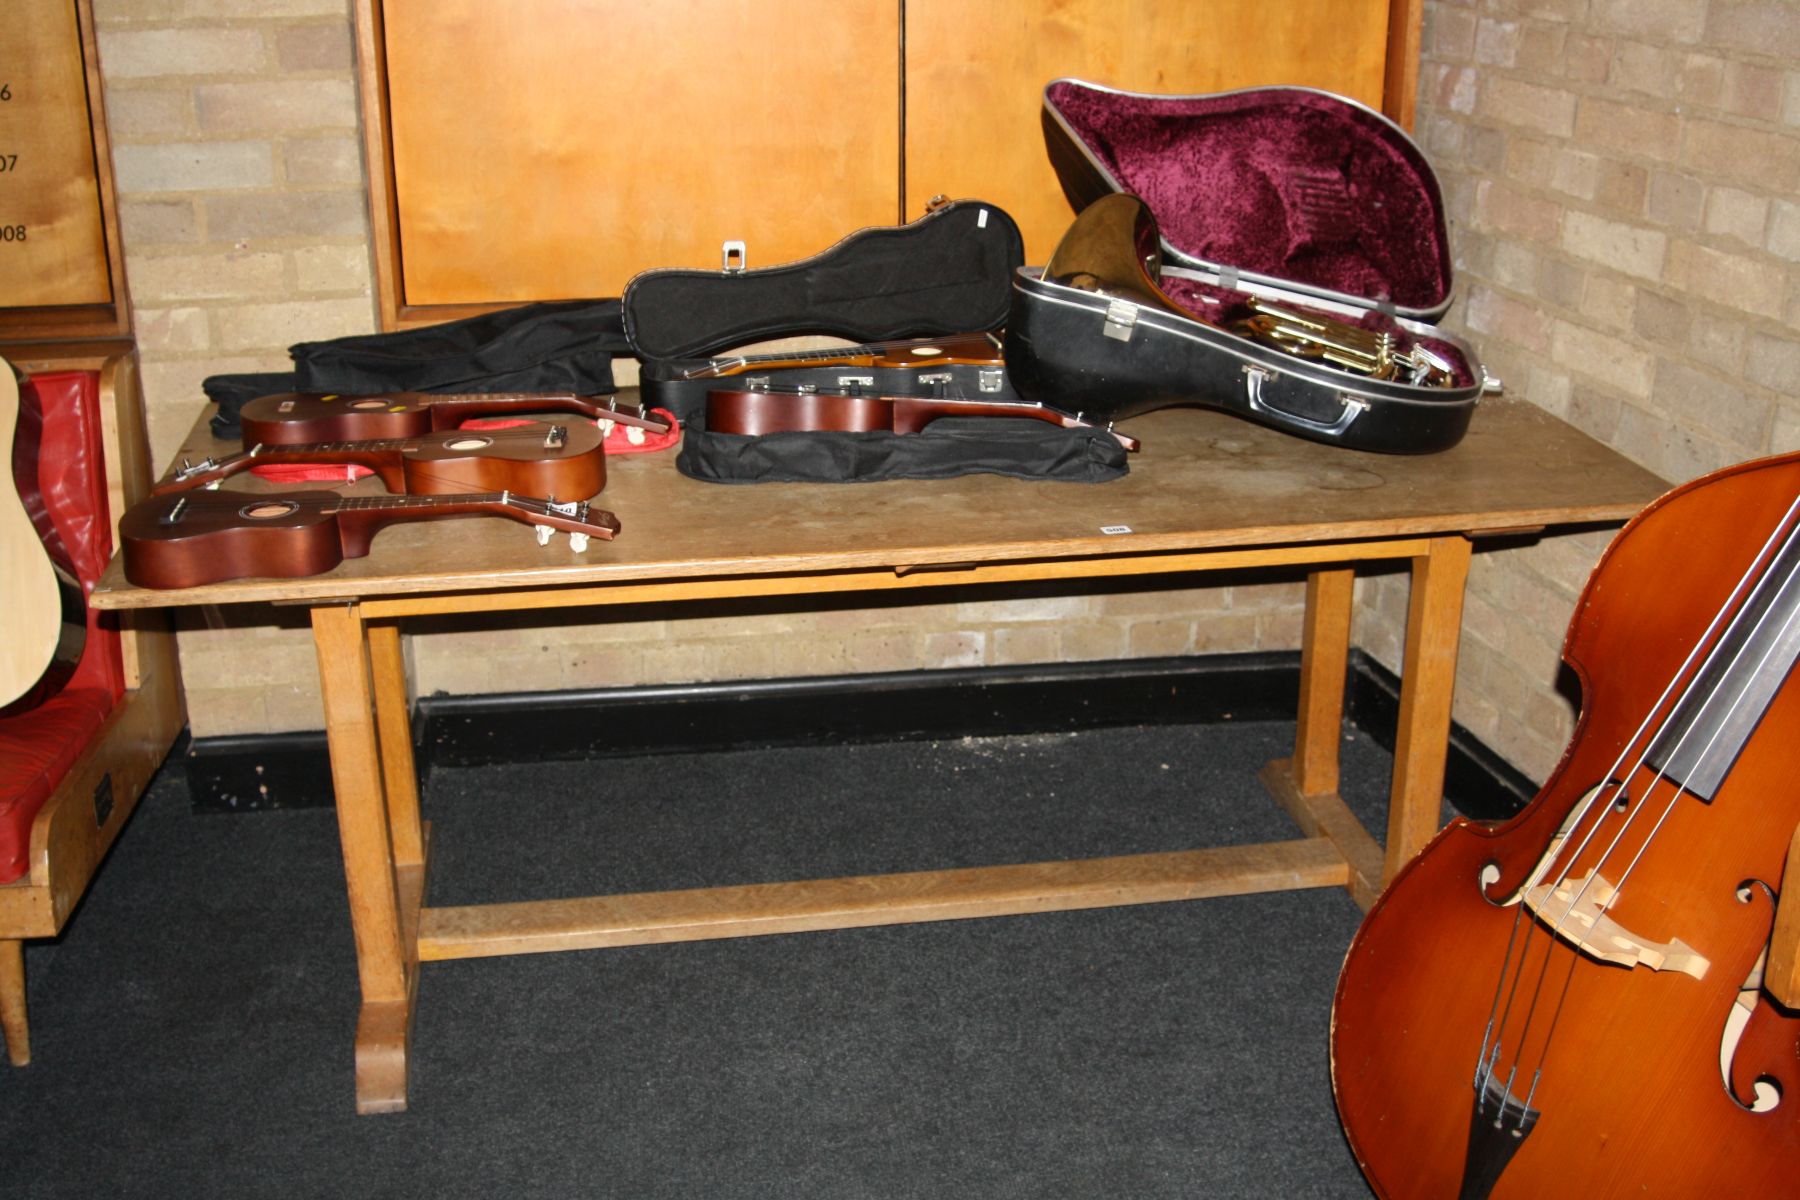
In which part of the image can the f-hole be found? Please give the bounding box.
[1721,879,1782,1113]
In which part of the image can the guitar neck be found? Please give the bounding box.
[707,387,1139,450]
[680,344,885,380]
[680,333,1004,380]
[156,439,412,493]
[421,392,667,432]
[327,490,620,549]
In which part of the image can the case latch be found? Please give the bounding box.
[977,366,1004,393]
[721,240,747,274]
[1103,299,1139,342]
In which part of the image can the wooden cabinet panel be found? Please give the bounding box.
[903,0,1394,266]
[381,0,901,307]
[0,0,112,310]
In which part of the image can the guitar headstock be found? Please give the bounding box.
[153,452,242,495]
[494,491,621,551]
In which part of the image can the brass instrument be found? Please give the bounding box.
[1043,194,1457,389]
[1232,299,1457,387]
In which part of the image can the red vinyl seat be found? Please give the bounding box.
[0,369,125,884]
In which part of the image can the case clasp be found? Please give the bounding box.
[1103,299,1139,342]
[721,240,747,274]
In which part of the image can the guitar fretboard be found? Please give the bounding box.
[328,492,508,512]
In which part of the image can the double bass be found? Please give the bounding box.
[1332,452,1800,1196]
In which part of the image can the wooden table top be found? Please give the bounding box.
[90,393,1670,611]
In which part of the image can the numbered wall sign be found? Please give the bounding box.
[0,0,114,309]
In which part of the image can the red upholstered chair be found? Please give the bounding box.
[0,348,185,1066]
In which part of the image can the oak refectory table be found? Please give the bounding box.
[89,396,1669,1113]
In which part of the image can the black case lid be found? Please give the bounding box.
[623,200,1024,361]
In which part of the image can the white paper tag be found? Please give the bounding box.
[1100,525,1133,535]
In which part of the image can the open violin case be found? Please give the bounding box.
[1005,78,1490,454]
[624,199,1127,483]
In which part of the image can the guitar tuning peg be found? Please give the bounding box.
[534,523,553,546]
[626,425,646,446]
[598,418,617,438]
[569,532,590,553]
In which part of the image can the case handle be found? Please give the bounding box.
[1242,365,1368,437]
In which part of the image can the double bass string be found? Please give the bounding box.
[1476,491,1800,1116]
[1523,546,1800,1109]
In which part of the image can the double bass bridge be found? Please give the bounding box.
[1521,869,1710,979]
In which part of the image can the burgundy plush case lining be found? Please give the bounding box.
[1044,80,1453,316]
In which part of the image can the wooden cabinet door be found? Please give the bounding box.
[903,0,1395,265]
[0,0,113,310]
[381,0,901,307]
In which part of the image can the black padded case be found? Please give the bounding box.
[1006,80,1490,455]
[623,199,1023,364]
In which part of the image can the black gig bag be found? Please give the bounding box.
[207,299,630,439]
[1005,79,1490,455]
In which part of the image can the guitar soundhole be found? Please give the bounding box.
[444,437,492,452]
[240,501,300,521]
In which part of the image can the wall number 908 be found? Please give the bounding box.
[0,225,26,242]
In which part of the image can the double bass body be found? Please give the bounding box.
[1333,453,1800,1197]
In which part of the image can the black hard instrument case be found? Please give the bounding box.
[1005,78,1490,454]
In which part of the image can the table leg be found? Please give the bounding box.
[1261,567,1384,909]
[312,603,416,1114]
[1384,535,1473,882]
[368,621,423,873]
[1293,567,1355,797]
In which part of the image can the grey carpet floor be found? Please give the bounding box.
[1,721,1394,1198]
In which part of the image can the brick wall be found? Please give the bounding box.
[94,0,377,736]
[91,0,1306,738]
[89,2,1798,775]
[1363,0,1800,779]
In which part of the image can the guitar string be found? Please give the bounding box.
[1486,503,1798,1099]
[1532,500,1800,944]
[1477,568,1751,1098]
[1476,490,1800,1113]
[1506,573,1800,1115]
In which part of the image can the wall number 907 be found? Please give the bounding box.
[0,225,26,242]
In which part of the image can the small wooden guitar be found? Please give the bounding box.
[237,389,667,447]
[706,386,1139,450]
[120,488,619,590]
[674,333,1004,382]
[154,421,606,499]
[0,358,86,709]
